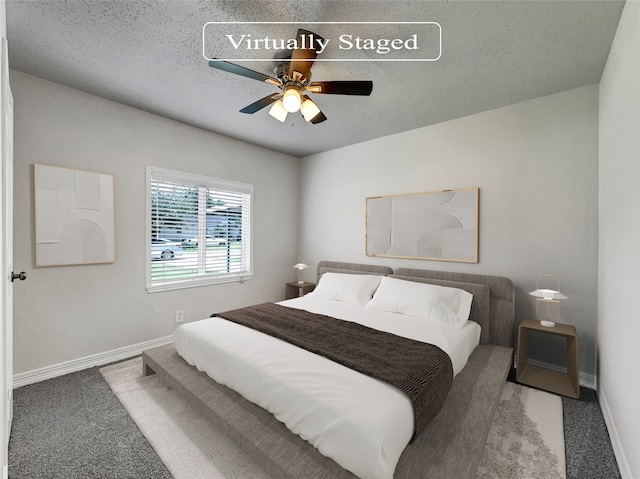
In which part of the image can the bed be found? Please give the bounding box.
[142,261,515,479]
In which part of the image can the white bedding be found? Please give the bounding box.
[174,296,481,479]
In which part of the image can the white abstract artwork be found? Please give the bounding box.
[34,164,115,266]
[366,188,478,263]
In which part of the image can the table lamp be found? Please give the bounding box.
[293,262,308,284]
[529,274,567,327]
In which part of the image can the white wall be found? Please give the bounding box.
[10,71,300,375]
[598,1,640,477]
[0,2,4,39]
[300,85,600,382]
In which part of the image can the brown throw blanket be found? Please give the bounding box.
[217,302,453,439]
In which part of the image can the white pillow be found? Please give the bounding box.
[365,276,439,320]
[365,276,473,328]
[437,286,474,321]
[430,286,474,328]
[307,272,383,306]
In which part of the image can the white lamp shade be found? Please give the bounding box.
[301,97,321,122]
[529,289,568,301]
[530,274,567,301]
[282,88,301,113]
[268,100,288,122]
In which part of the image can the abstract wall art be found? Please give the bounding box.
[366,187,478,263]
[34,164,115,266]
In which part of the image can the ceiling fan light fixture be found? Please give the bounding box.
[209,30,373,125]
[301,97,321,122]
[268,100,288,122]
[282,88,302,113]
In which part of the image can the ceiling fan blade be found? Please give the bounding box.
[310,111,327,124]
[288,29,323,80]
[307,81,373,95]
[209,59,280,85]
[239,94,280,114]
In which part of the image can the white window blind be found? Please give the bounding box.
[146,166,253,292]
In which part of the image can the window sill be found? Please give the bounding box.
[146,274,253,293]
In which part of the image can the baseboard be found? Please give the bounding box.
[7,389,11,436]
[522,358,597,390]
[13,335,174,389]
[598,385,632,479]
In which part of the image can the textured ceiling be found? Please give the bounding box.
[6,1,625,157]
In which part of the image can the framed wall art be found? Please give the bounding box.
[366,187,478,263]
[34,164,115,266]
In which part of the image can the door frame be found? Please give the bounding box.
[0,36,13,479]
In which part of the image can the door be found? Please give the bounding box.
[0,37,13,479]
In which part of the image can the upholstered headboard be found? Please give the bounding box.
[393,268,514,347]
[316,261,393,280]
[315,261,515,348]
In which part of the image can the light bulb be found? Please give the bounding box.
[282,88,301,113]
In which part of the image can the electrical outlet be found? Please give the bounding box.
[175,310,184,323]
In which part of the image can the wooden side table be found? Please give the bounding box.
[285,282,315,300]
[516,318,579,399]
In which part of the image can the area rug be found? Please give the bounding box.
[100,357,566,479]
[477,381,566,479]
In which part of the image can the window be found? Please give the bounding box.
[146,166,252,292]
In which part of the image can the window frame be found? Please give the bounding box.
[145,166,253,293]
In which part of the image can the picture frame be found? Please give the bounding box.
[34,164,115,266]
[366,187,478,263]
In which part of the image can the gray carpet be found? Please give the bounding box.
[9,363,622,479]
[8,366,172,479]
[563,388,621,479]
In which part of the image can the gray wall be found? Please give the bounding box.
[598,1,639,477]
[11,71,300,374]
[299,84,600,383]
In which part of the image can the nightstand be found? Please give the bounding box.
[516,318,579,399]
[285,282,315,300]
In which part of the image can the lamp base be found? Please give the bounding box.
[297,280,305,284]
[540,320,556,327]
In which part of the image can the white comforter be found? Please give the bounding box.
[174,296,480,479]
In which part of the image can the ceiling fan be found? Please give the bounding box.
[208,29,373,124]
